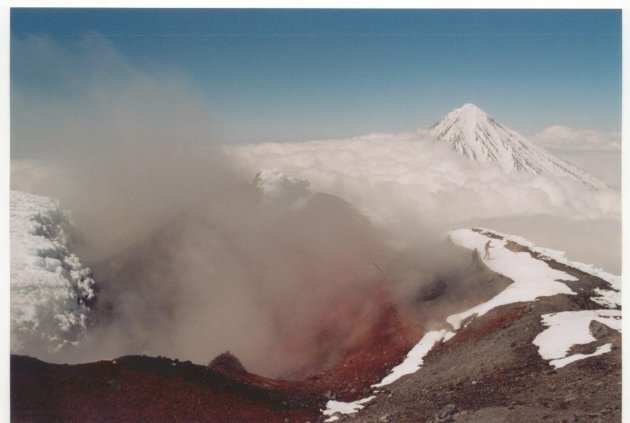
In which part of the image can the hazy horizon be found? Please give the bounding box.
[11,9,621,188]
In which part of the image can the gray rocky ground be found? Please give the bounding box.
[338,236,621,423]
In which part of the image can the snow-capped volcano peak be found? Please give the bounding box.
[452,102,487,118]
[429,104,607,189]
[430,103,526,169]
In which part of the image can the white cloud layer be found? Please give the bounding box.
[232,134,620,225]
[231,133,621,272]
[531,125,621,152]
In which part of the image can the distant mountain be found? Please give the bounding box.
[429,104,607,189]
[253,168,311,208]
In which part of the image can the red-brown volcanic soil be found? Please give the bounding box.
[11,285,422,423]
[294,297,422,402]
[12,353,323,423]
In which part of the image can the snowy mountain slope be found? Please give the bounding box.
[333,228,621,422]
[429,104,608,189]
[253,168,312,208]
[448,228,620,367]
[10,190,96,355]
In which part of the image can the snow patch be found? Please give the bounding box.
[442,331,457,343]
[494,231,620,308]
[322,396,375,422]
[498,232,620,289]
[447,229,576,330]
[590,288,621,309]
[533,310,621,369]
[373,330,451,387]
[549,343,612,369]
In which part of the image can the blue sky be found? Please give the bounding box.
[11,9,621,144]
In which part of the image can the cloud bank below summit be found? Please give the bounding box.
[529,125,621,189]
[231,133,621,273]
[531,125,621,152]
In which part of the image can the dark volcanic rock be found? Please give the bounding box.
[416,279,447,302]
[209,351,247,374]
[11,354,327,423]
[590,320,617,340]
